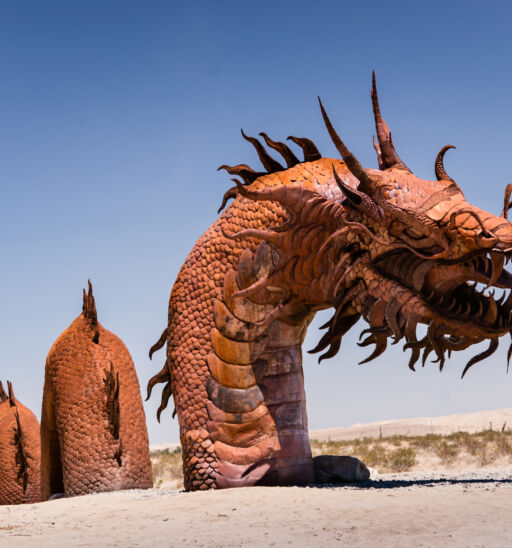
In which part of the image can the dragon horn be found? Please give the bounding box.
[318,97,376,194]
[435,145,456,182]
[371,71,410,172]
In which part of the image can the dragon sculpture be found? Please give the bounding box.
[0,380,41,504]
[148,73,512,491]
[40,281,153,499]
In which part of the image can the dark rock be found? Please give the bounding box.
[313,455,370,484]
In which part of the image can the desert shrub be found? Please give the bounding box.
[387,447,417,472]
[476,445,497,466]
[408,434,442,450]
[435,441,459,465]
[478,428,502,443]
[354,444,389,469]
[151,447,184,486]
[496,436,512,457]
[460,437,497,467]
[462,435,484,456]
[387,436,404,448]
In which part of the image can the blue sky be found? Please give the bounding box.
[2,1,512,444]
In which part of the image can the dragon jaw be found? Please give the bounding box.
[219,74,512,378]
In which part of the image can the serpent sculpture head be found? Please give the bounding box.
[149,73,512,490]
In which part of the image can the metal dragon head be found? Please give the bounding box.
[222,72,512,377]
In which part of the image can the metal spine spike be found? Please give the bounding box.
[240,130,284,173]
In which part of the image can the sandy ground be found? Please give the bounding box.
[1,468,512,547]
[311,407,512,441]
[5,408,512,547]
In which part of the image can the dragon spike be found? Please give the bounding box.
[259,133,300,168]
[370,71,410,172]
[287,136,322,162]
[318,96,376,195]
[502,183,512,220]
[435,145,456,182]
[82,279,98,326]
[217,186,238,213]
[149,327,169,360]
[156,381,173,423]
[0,380,7,403]
[7,380,15,406]
[217,163,263,185]
[461,338,499,378]
[146,359,171,401]
[240,130,284,173]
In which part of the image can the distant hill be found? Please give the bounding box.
[310,408,512,441]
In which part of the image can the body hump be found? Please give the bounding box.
[40,282,153,499]
[0,381,41,505]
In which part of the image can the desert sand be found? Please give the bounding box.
[1,471,512,547]
[3,408,512,547]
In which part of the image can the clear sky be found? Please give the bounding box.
[2,0,512,444]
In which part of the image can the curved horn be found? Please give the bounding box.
[370,71,411,172]
[435,145,456,182]
[318,97,376,194]
[371,71,410,171]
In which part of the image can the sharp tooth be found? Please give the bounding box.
[498,292,507,307]
[483,295,498,324]
[447,298,458,312]
[412,262,434,293]
[488,253,505,287]
[462,301,471,316]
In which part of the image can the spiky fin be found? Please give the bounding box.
[82,279,98,327]
[217,131,322,213]
[14,410,29,492]
[7,380,16,407]
[82,280,100,343]
[104,362,120,440]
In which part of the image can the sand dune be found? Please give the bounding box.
[310,407,512,441]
